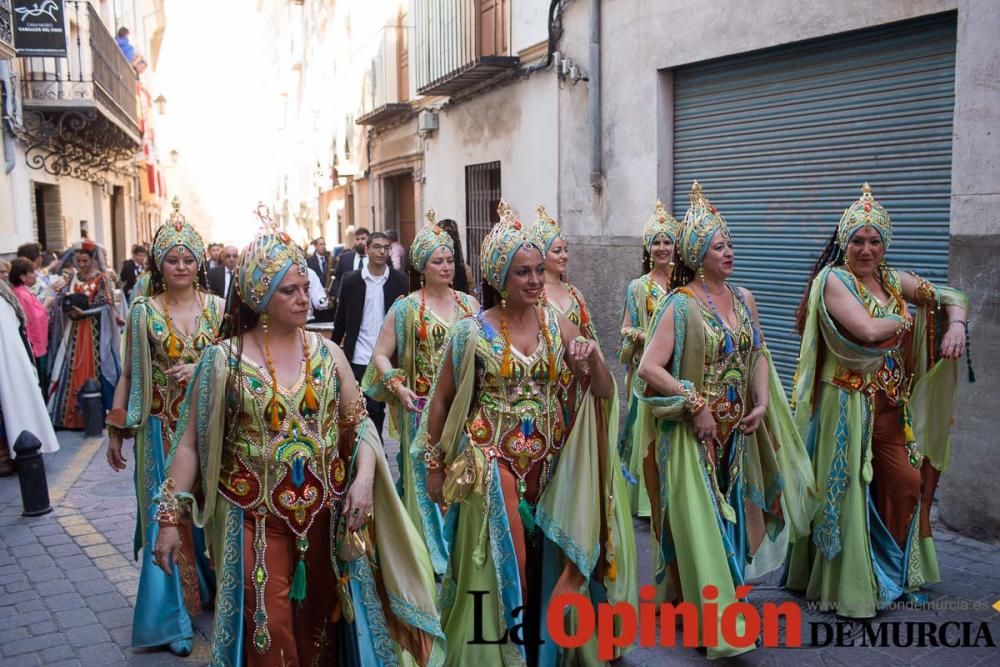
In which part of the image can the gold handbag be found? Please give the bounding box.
[336,520,370,562]
[442,447,482,505]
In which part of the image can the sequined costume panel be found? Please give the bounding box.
[464,308,571,502]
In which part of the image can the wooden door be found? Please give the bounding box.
[397,176,416,249]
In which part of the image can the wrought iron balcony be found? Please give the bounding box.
[11,1,140,185]
[17,1,140,139]
[414,0,519,97]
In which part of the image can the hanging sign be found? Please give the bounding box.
[13,0,67,57]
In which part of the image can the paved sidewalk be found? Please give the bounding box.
[1,431,998,666]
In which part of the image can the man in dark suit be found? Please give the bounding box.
[306,237,336,322]
[207,244,239,300]
[332,231,407,440]
[330,227,370,304]
[119,244,147,299]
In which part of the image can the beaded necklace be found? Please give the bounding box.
[260,323,319,432]
[160,289,210,361]
[699,277,740,355]
[418,287,472,341]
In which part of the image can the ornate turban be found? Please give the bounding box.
[529,205,563,255]
[837,182,892,251]
[151,198,206,270]
[642,200,681,250]
[679,181,730,270]
[410,209,455,272]
[480,201,539,291]
[236,204,308,313]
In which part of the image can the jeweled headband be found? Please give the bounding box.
[480,200,539,291]
[642,200,681,250]
[236,204,308,313]
[837,182,892,251]
[410,209,455,272]
[152,198,206,270]
[529,205,563,255]
[679,181,730,270]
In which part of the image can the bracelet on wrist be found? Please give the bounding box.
[153,477,189,527]
[381,369,406,394]
[424,442,444,470]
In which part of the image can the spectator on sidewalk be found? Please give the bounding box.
[332,232,407,440]
[0,278,59,475]
[330,226,370,302]
[307,237,335,322]
[207,244,239,299]
[119,244,147,300]
[9,258,51,392]
[386,229,406,271]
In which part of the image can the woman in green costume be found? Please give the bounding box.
[421,201,636,666]
[638,182,814,658]
[363,209,479,573]
[618,201,681,517]
[152,209,444,666]
[531,205,600,342]
[785,183,970,618]
[106,200,222,656]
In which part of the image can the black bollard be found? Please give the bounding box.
[12,431,53,517]
[79,378,105,437]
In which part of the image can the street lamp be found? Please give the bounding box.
[169,149,179,165]
[154,95,167,115]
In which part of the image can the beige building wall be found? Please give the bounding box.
[422,74,558,231]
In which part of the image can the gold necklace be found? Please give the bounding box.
[161,289,207,360]
[261,323,318,432]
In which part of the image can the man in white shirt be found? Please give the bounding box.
[331,232,408,440]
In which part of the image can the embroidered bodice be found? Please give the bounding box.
[218,333,351,538]
[144,295,222,438]
[824,267,907,404]
[682,284,760,442]
[464,308,572,499]
[402,292,476,397]
[71,272,112,307]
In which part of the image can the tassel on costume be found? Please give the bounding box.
[165,333,183,360]
[518,498,536,533]
[289,559,307,602]
[266,397,281,432]
[302,382,319,415]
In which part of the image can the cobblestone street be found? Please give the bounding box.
[1,431,998,666]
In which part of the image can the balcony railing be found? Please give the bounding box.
[17,0,140,139]
[356,24,412,126]
[414,0,518,97]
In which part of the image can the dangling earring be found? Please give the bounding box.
[418,275,428,341]
[648,254,653,272]
[500,289,512,378]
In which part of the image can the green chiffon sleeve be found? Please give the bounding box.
[908,283,968,472]
[123,297,153,429]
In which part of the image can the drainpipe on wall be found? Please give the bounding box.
[588,0,601,189]
[0,61,16,174]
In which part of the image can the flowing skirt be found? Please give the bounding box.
[132,416,213,648]
[785,387,933,618]
[48,316,115,429]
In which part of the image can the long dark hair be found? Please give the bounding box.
[215,278,260,441]
[794,230,844,335]
[438,219,470,295]
[481,281,501,310]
